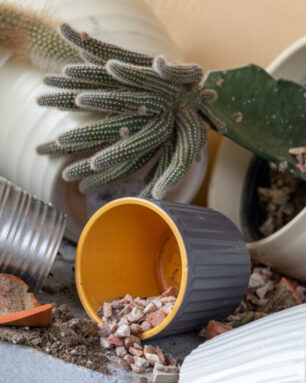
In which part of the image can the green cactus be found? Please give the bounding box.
[36,24,208,197]
[35,22,306,198]
[0,3,80,71]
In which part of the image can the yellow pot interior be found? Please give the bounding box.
[76,198,187,339]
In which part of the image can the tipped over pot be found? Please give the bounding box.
[208,36,306,282]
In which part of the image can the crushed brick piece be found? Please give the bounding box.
[130,323,142,335]
[124,335,141,349]
[129,346,143,357]
[116,346,127,358]
[155,346,166,365]
[108,334,123,346]
[147,309,167,327]
[162,286,177,298]
[123,354,134,365]
[144,345,155,354]
[103,302,112,318]
[117,358,130,371]
[141,320,152,332]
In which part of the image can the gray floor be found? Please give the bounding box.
[0,239,203,383]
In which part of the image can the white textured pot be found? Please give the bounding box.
[208,36,306,282]
[180,304,306,383]
[0,0,207,242]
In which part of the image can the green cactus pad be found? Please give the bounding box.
[203,64,306,180]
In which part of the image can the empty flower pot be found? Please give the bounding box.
[0,0,207,242]
[76,198,250,339]
[207,36,306,282]
[180,304,306,383]
[0,177,66,291]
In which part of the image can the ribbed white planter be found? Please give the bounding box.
[208,36,306,282]
[180,304,306,383]
[0,0,207,241]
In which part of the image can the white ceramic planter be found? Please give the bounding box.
[0,0,207,242]
[208,36,306,282]
[180,304,306,383]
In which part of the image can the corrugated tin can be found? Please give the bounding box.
[0,177,66,291]
[75,197,250,339]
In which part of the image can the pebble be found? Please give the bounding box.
[141,320,152,332]
[148,309,167,327]
[130,323,142,335]
[103,302,112,318]
[129,346,143,357]
[124,335,141,349]
[108,334,123,346]
[116,346,127,358]
[145,353,161,366]
[115,324,131,338]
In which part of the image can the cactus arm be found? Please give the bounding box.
[0,3,80,71]
[202,64,306,180]
[44,75,102,90]
[151,108,203,199]
[57,115,151,144]
[89,113,174,171]
[79,149,158,193]
[140,137,176,198]
[81,51,106,66]
[37,92,79,110]
[60,23,153,67]
[106,60,181,96]
[153,56,203,84]
[76,91,171,114]
[64,64,120,87]
[36,140,109,155]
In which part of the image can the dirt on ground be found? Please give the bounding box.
[0,303,111,374]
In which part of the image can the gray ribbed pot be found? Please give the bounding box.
[0,177,66,291]
[150,200,251,337]
[75,198,250,339]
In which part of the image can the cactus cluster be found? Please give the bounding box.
[0,3,80,71]
[37,24,212,198]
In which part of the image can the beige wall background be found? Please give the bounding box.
[144,0,306,205]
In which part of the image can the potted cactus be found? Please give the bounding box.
[0,0,206,241]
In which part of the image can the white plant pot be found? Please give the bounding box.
[0,0,207,242]
[180,304,306,383]
[207,36,306,282]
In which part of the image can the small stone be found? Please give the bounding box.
[133,343,143,351]
[162,286,177,298]
[124,335,141,349]
[162,303,174,314]
[129,346,143,357]
[115,324,131,338]
[205,320,232,340]
[100,337,112,349]
[97,323,112,337]
[160,296,176,304]
[152,299,163,309]
[124,294,134,302]
[118,318,129,326]
[134,356,150,369]
[108,334,123,346]
[130,323,142,335]
[141,321,152,332]
[117,358,130,371]
[123,354,134,365]
[144,345,155,354]
[103,302,112,318]
[111,300,124,310]
[116,346,127,358]
[130,364,142,373]
[143,302,156,314]
[145,352,161,366]
[119,304,132,316]
[148,309,167,327]
[155,346,166,365]
[153,363,179,383]
[129,307,144,322]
